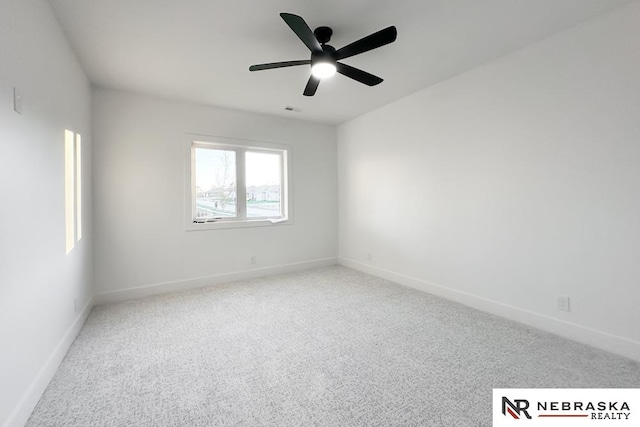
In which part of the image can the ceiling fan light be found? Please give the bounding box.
[311,62,337,79]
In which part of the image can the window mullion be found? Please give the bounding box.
[236,149,247,219]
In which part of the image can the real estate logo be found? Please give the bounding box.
[502,396,532,419]
[493,389,639,426]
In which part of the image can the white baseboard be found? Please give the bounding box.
[5,297,95,427]
[95,257,339,305]
[339,257,640,362]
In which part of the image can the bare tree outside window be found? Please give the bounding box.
[195,148,237,218]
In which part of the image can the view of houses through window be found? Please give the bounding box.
[194,145,283,220]
[245,151,281,218]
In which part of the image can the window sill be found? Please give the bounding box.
[185,217,292,231]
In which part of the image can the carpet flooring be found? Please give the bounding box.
[27,266,640,426]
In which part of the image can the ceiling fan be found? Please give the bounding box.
[249,13,397,96]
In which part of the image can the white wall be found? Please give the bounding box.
[338,1,640,361]
[0,1,93,426]
[92,89,337,300]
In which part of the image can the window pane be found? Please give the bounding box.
[246,151,282,218]
[194,148,237,218]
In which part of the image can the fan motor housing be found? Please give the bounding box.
[311,44,337,66]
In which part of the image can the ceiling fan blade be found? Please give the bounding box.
[303,76,320,96]
[280,13,322,52]
[336,63,383,86]
[335,26,397,60]
[249,60,310,72]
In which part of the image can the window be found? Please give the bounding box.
[186,136,292,230]
[64,129,82,253]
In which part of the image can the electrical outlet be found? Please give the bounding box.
[557,295,570,312]
[250,255,256,265]
[366,252,372,262]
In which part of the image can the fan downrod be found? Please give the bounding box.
[313,26,333,45]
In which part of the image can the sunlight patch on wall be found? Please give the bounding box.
[75,134,82,241]
[64,130,75,253]
[65,129,82,254]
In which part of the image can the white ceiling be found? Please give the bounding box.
[48,0,631,125]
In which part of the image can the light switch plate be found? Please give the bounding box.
[14,86,23,114]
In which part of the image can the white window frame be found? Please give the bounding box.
[184,134,293,231]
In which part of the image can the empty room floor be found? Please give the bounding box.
[27,266,640,426]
